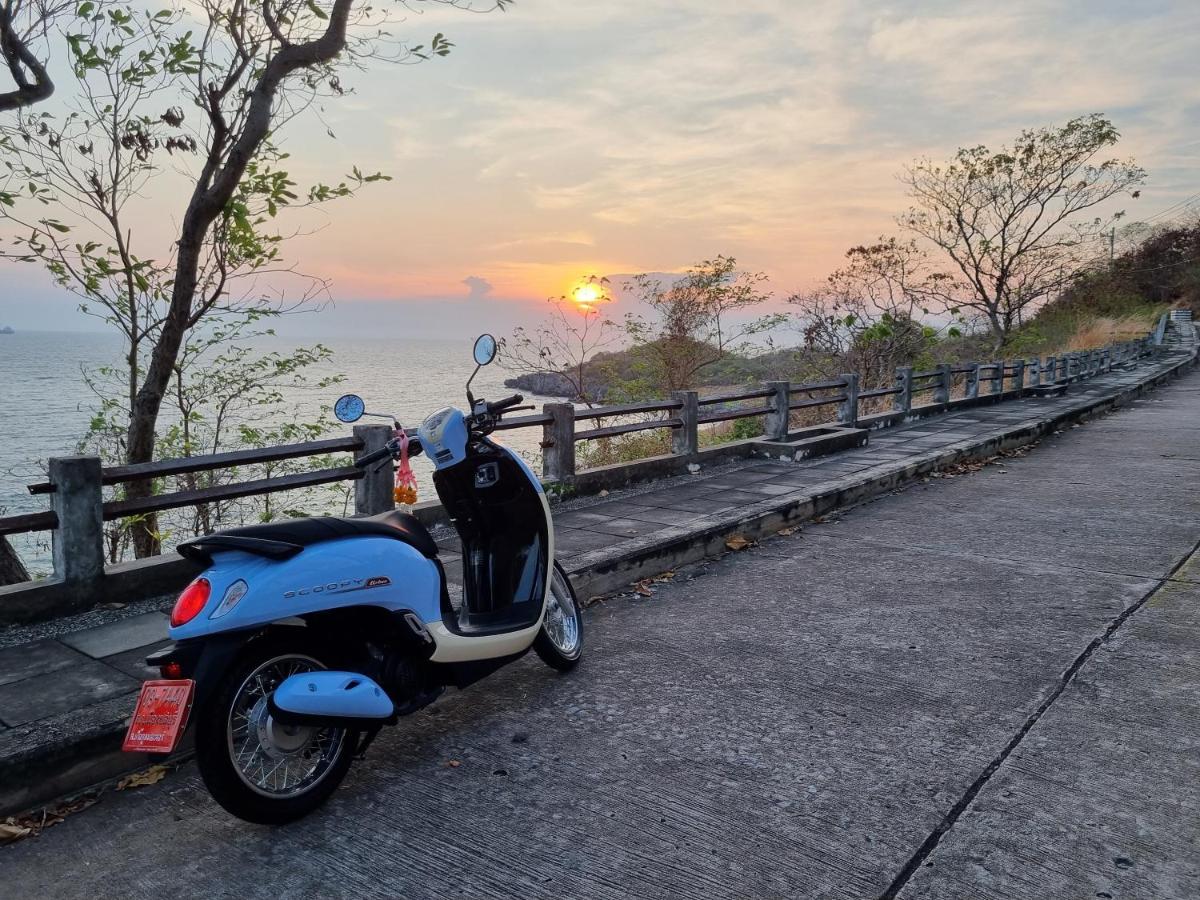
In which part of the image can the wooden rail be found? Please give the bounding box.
[26,436,363,495]
[100,466,364,520]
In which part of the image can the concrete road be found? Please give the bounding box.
[4,380,1200,899]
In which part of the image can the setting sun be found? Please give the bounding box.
[572,282,603,308]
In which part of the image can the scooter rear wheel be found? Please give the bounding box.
[533,562,584,671]
[195,636,359,824]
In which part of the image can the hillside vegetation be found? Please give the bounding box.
[507,220,1198,403]
[1005,220,1198,355]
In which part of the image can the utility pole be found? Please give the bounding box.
[1108,228,1116,266]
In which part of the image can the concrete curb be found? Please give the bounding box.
[1,345,1194,817]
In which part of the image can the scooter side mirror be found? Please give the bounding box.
[473,334,498,367]
[333,394,366,423]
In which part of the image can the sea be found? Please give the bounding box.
[0,330,553,575]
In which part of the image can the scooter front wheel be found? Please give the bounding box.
[534,562,584,671]
[195,637,358,824]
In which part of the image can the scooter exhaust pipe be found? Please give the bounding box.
[267,671,396,729]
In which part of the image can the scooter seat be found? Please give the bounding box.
[179,511,439,562]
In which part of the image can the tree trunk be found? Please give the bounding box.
[0,536,29,586]
[121,3,356,558]
[0,4,55,113]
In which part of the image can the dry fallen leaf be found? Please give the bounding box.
[0,822,31,844]
[725,535,752,551]
[446,760,461,768]
[1,790,102,845]
[117,764,168,790]
[777,527,799,536]
[633,580,654,597]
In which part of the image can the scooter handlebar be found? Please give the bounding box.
[354,435,424,468]
[354,444,394,468]
[487,393,524,414]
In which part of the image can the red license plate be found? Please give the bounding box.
[123,679,195,754]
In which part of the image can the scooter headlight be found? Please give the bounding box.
[209,579,249,619]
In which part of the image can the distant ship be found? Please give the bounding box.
[0,326,13,335]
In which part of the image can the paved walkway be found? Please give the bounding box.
[3,359,1200,896]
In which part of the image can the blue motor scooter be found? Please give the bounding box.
[127,335,584,823]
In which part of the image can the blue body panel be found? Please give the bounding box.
[168,536,442,641]
[418,407,470,470]
[273,671,394,720]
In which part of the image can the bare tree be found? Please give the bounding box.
[0,0,72,111]
[899,113,1145,350]
[502,276,623,406]
[627,256,782,392]
[790,237,951,386]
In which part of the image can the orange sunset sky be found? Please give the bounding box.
[2,0,1198,338]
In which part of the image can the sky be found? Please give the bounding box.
[2,0,1199,338]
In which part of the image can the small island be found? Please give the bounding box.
[0,326,14,335]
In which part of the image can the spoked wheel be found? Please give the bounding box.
[196,639,358,824]
[534,562,584,671]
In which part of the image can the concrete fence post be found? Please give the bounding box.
[965,362,980,399]
[1029,357,1041,388]
[838,373,860,427]
[933,363,952,404]
[894,366,914,415]
[353,424,396,516]
[542,402,576,482]
[1012,359,1026,393]
[991,360,1004,395]
[672,390,700,456]
[49,456,104,586]
[764,381,790,441]
[1045,356,1056,383]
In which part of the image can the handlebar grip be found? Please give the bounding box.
[488,393,524,413]
[354,445,393,468]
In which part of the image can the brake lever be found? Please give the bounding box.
[506,405,535,413]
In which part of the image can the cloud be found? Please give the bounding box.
[462,275,494,298]
[14,0,1198,331]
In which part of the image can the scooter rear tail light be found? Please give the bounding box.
[160,661,184,679]
[170,577,211,627]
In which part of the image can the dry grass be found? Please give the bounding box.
[1059,312,1164,352]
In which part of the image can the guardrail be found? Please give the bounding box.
[0,321,1169,615]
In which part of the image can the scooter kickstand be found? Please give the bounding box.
[355,725,383,759]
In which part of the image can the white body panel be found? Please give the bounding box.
[428,471,555,663]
